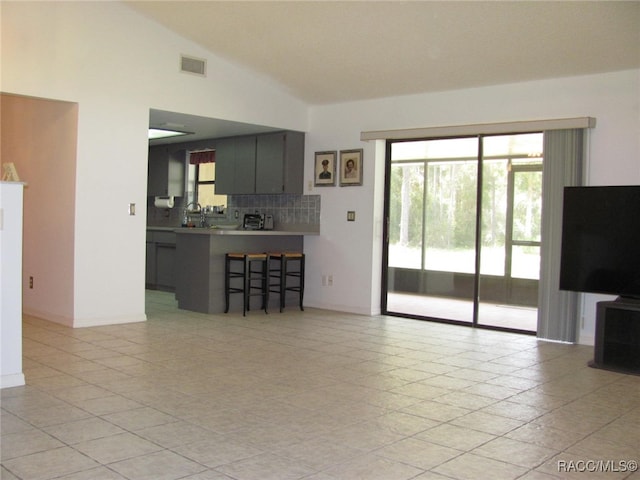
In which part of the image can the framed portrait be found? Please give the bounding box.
[339,149,363,186]
[314,151,337,186]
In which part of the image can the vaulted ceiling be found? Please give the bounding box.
[127,1,639,105]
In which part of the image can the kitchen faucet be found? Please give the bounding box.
[183,202,205,227]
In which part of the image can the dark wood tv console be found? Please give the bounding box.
[591,298,640,375]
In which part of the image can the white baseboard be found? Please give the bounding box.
[23,309,147,328]
[23,308,74,327]
[1,373,26,389]
[303,302,375,316]
[73,314,148,328]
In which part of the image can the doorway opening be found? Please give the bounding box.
[382,133,543,333]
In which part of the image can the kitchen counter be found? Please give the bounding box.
[175,227,319,236]
[148,226,319,236]
[174,229,310,314]
[147,226,178,232]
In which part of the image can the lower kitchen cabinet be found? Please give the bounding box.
[155,244,176,290]
[146,230,177,292]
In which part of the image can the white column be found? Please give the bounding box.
[1,181,26,388]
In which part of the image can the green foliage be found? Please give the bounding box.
[389,137,543,274]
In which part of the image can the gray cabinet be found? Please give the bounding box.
[145,233,155,285]
[147,147,185,197]
[593,300,640,374]
[215,136,257,194]
[146,230,177,291]
[216,131,304,194]
[256,131,304,194]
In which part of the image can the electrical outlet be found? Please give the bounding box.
[29,276,33,289]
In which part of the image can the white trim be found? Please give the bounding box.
[73,314,147,328]
[23,309,147,328]
[361,117,596,141]
[1,373,26,389]
[23,309,74,327]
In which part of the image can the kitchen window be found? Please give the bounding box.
[186,150,227,208]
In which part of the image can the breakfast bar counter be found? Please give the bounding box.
[174,228,317,314]
[175,227,319,236]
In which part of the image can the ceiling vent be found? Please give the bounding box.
[180,55,206,77]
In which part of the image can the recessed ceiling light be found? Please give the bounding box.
[148,128,192,140]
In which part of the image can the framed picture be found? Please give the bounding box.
[339,149,363,186]
[314,151,337,186]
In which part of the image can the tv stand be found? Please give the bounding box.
[590,299,640,375]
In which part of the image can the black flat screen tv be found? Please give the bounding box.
[560,185,640,299]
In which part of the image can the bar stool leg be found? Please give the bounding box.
[243,256,250,316]
[262,258,269,311]
[298,254,305,311]
[280,254,286,312]
[224,254,231,313]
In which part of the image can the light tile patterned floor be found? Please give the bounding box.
[2,290,639,479]
[387,293,538,332]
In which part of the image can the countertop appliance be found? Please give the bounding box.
[263,214,274,230]
[243,213,263,230]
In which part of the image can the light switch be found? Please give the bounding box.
[347,211,356,221]
[129,203,136,216]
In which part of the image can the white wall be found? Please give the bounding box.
[2,2,308,327]
[304,69,640,344]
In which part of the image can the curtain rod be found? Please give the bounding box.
[361,117,596,141]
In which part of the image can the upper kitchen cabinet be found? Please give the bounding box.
[256,131,304,194]
[148,147,185,197]
[216,131,305,195]
[215,135,257,194]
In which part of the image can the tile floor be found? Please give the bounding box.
[2,290,640,480]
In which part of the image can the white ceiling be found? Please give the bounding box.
[133,1,639,143]
[128,1,639,105]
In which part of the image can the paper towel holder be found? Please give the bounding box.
[154,196,174,209]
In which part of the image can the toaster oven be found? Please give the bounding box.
[243,213,263,230]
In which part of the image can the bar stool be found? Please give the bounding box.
[224,253,269,316]
[268,252,305,312]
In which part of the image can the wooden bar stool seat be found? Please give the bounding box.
[224,253,269,316]
[268,252,305,312]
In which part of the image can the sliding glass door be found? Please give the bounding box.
[476,134,542,331]
[384,133,542,332]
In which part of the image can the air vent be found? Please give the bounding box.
[180,55,206,76]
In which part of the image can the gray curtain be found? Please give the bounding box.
[537,129,584,342]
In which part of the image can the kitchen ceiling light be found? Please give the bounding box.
[148,128,192,140]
